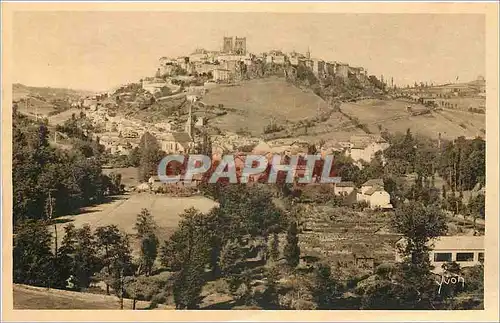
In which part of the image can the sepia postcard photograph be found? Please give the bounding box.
[1,1,499,322]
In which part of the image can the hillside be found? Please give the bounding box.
[200,77,485,142]
[339,99,485,140]
[13,83,94,120]
[202,77,359,138]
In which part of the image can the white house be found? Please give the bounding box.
[395,236,484,274]
[142,78,167,94]
[213,69,231,82]
[347,135,390,163]
[357,179,392,209]
[363,187,392,209]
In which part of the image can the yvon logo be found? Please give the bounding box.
[436,274,465,294]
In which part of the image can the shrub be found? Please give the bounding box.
[263,122,285,134]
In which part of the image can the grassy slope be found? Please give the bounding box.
[15,97,57,117]
[201,78,484,142]
[53,193,218,256]
[202,77,334,135]
[13,284,171,309]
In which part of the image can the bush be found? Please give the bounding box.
[263,122,285,134]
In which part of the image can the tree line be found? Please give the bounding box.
[13,182,483,310]
[12,109,122,227]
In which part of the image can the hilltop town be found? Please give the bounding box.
[27,36,484,163]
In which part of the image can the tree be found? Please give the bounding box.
[218,239,246,292]
[283,222,300,268]
[13,220,54,287]
[60,224,100,290]
[312,263,343,309]
[173,260,205,309]
[107,172,123,195]
[392,202,447,266]
[468,193,485,220]
[164,208,213,309]
[138,132,163,182]
[391,202,447,308]
[134,208,157,239]
[95,225,133,296]
[269,232,280,263]
[140,234,159,276]
[261,265,280,309]
[128,147,141,167]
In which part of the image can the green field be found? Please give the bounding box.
[102,167,140,187]
[53,193,218,256]
[47,108,82,126]
[15,97,57,117]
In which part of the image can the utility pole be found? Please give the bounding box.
[120,267,124,310]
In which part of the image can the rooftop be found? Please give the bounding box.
[431,236,484,251]
[364,186,385,196]
[172,132,192,144]
[336,181,355,187]
[362,179,384,187]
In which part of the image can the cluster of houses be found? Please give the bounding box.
[82,93,202,156]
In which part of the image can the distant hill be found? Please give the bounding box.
[339,99,485,140]
[13,83,94,102]
[13,83,94,119]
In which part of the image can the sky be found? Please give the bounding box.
[12,12,485,92]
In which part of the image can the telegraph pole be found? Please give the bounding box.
[120,267,124,310]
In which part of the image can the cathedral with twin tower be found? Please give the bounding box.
[222,36,247,55]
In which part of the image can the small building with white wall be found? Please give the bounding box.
[213,69,231,82]
[357,179,392,209]
[395,236,484,274]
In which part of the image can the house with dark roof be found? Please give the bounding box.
[334,181,355,196]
